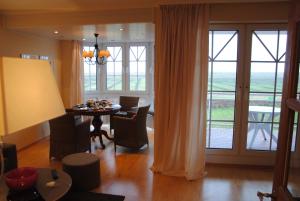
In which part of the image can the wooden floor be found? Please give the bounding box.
[18,128,275,201]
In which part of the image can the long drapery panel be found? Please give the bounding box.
[152,4,209,180]
[61,40,84,108]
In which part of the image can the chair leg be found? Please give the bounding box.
[114,144,116,153]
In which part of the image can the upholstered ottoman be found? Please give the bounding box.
[62,153,100,191]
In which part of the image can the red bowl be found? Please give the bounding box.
[4,167,38,191]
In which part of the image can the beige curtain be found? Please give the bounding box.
[152,4,209,180]
[61,40,84,108]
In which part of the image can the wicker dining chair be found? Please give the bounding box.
[113,105,150,152]
[49,113,91,160]
[110,96,139,133]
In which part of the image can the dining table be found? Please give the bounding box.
[67,104,121,149]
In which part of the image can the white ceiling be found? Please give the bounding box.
[0,0,286,42]
[19,23,154,42]
[0,0,154,13]
[14,23,155,42]
[0,0,287,13]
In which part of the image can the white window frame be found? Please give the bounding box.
[104,43,125,93]
[83,44,99,93]
[126,42,151,95]
[205,23,300,167]
[83,42,154,102]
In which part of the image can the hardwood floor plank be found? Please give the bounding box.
[17,131,274,201]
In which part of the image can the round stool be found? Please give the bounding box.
[62,153,100,191]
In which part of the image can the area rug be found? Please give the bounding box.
[60,191,125,201]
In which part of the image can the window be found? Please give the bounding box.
[247,30,288,151]
[206,25,292,156]
[129,46,147,91]
[206,30,238,149]
[83,46,97,91]
[106,46,123,91]
[83,42,152,96]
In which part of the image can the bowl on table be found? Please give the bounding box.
[4,167,38,191]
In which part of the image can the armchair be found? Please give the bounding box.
[49,113,91,160]
[110,96,139,133]
[113,105,150,152]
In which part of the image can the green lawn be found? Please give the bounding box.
[209,72,283,92]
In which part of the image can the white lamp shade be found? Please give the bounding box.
[0,57,65,136]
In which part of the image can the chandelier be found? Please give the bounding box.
[82,33,110,65]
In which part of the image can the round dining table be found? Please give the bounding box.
[67,104,121,149]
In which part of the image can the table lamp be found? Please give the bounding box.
[0,57,65,178]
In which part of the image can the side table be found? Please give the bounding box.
[1,168,72,201]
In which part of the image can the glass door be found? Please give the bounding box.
[246,29,289,151]
[206,29,239,149]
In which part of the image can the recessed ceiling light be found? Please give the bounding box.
[119,28,124,31]
[54,30,59,34]
[82,38,86,41]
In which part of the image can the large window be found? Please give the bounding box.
[247,30,287,151]
[207,30,238,149]
[206,25,295,157]
[129,46,147,91]
[83,46,97,91]
[83,42,152,95]
[106,46,123,91]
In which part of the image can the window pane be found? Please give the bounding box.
[130,46,137,61]
[250,62,276,92]
[129,46,147,91]
[251,33,274,61]
[247,122,272,150]
[209,31,212,59]
[207,30,238,150]
[138,46,146,61]
[106,46,123,91]
[211,92,235,121]
[138,76,146,91]
[107,62,114,74]
[278,31,287,60]
[207,121,234,149]
[249,93,274,111]
[276,63,285,92]
[254,31,278,59]
[83,46,97,91]
[212,62,237,91]
[247,29,287,151]
[212,31,236,59]
[215,33,238,61]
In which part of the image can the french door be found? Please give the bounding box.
[245,27,289,152]
[206,24,295,162]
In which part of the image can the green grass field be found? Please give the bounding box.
[208,72,284,125]
[85,72,286,124]
[209,72,284,92]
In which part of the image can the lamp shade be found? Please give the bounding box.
[0,57,65,136]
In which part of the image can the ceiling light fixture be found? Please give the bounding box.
[82,33,110,65]
[119,28,124,31]
[54,30,59,34]
[82,38,86,41]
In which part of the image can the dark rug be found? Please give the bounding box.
[60,191,125,201]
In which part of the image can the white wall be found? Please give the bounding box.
[0,28,61,150]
